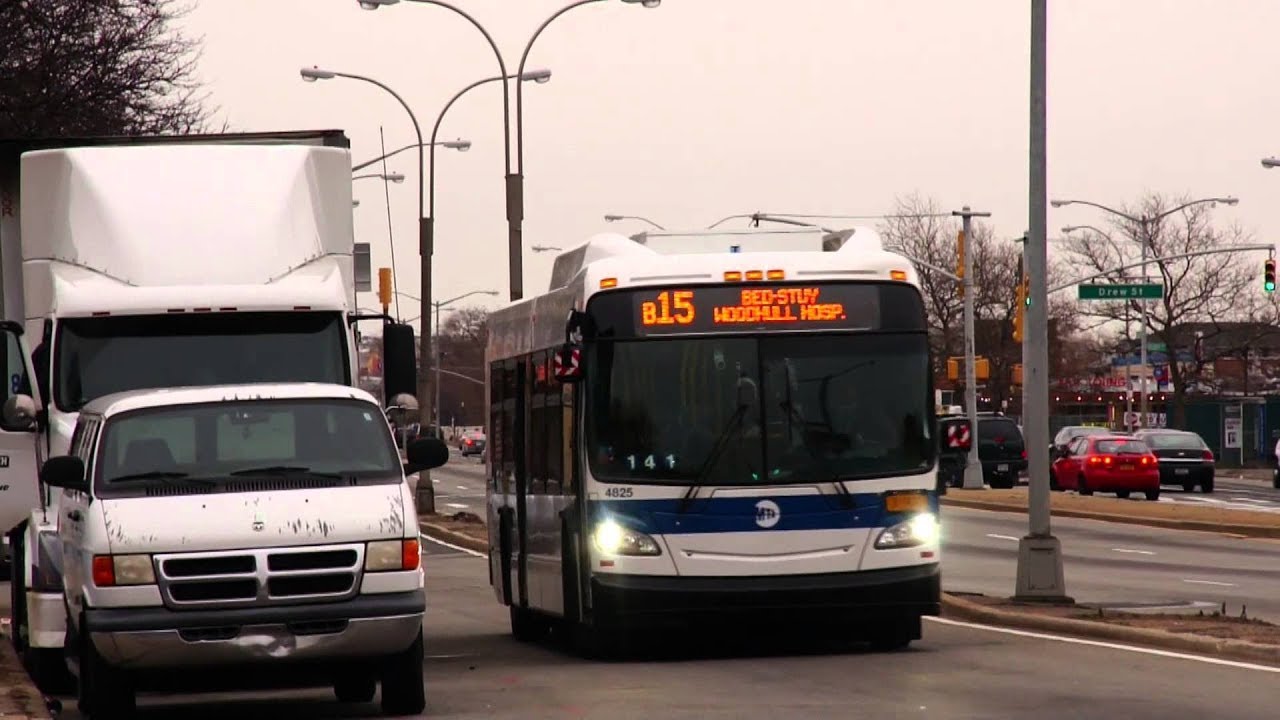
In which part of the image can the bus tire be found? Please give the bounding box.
[868,617,919,652]
[510,606,547,643]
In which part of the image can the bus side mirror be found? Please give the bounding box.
[382,323,417,404]
[1,395,38,432]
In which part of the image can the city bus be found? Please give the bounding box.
[484,229,939,654]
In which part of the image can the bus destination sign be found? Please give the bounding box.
[631,284,879,336]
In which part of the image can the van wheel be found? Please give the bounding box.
[77,626,135,718]
[868,617,919,652]
[334,675,376,703]
[379,629,425,716]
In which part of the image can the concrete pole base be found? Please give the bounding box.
[961,462,986,489]
[1014,535,1071,602]
[414,470,436,515]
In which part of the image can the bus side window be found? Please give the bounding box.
[561,384,574,496]
[546,383,563,496]
[529,352,546,496]
[502,359,518,495]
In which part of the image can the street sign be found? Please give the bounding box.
[1077,283,1163,300]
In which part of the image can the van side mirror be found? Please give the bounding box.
[1,394,38,432]
[404,437,448,476]
[382,323,418,405]
[41,455,88,493]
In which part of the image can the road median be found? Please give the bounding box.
[942,489,1280,538]
[942,592,1280,667]
[419,512,488,554]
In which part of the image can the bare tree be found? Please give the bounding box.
[1054,194,1253,426]
[0,0,218,137]
[879,193,1082,409]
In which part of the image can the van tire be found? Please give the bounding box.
[379,629,425,716]
[868,617,919,652]
[77,622,135,718]
[334,675,376,703]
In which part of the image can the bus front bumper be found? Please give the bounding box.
[589,563,940,624]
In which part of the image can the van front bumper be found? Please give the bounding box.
[83,590,424,670]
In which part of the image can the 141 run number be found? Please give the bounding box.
[625,454,677,471]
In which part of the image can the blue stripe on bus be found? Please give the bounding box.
[586,492,938,535]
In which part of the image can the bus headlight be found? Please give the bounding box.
[592,519,661,556]
[874,512,939,549]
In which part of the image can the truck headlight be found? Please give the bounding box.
[874,513,939,549]
[592,519,661,556]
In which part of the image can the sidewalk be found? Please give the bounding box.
[0,626,53,719]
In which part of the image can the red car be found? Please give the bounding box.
[1050,435,1160,500]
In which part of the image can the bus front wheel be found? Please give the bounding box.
[867,617,920,652]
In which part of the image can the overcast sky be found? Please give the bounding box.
[181,0,1280,330]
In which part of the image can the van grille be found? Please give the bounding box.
[155,544,365,609]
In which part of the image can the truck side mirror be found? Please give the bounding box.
[40,455,88,493]
[382,323,417,404]
[0,394,38,432]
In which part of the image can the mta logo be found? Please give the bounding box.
[754,499,781,529]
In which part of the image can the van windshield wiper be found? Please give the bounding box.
[106,471,215,488]
[229,465,346,480]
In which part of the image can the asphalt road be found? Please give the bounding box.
[38,539,1277,719]
[942,505,1280,620]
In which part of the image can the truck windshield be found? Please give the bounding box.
[54,312,348,412]
[585,333,933,485]
[95,398,400,494]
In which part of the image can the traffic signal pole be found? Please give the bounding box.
[953,206,991,490]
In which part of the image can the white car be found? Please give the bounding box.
[29,382,447,717]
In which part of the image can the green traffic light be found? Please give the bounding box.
[1025,297,1031,307]
[1267,280,1276,293]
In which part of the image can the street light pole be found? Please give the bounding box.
[1062,224,1133,429]
[952,207,990,490]
[1052,196,1238,428]
[301,63,435,509]
[1015,0,1069,602]
[604,214,666,230]
[352,171,406,183]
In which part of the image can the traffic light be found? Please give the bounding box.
[1013,364,1023,386]
[1013,281,1027,342]
[947,358,960,381]
[378,267,393,309]
[974,357,990,381]
[1265,258,1276,293]
[956,230,965,298]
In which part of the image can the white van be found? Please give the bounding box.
[19,382,447,717]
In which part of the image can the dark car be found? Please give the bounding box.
[1132,429,1215,493]
[459,430,487,457]
[977,415,1026,489]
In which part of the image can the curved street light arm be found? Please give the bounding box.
[1052,198,1139,225]
[430,75,511,216]
[1061,224,1128,275]
[331,71,424,224]
[1150,197,1238,224]
[516,0,602,173]
[352,140,465,173]
[705,213,759,230]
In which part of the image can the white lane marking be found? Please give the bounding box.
[457,485,469,490]
[927,617,1280,673]
[418,532,485,558]
[1183,579,1236,587]
[1231,498,1271,504]
[986,533,1019,542]
[1111,547,1156,556]
[445,502,470,509]
[432,479,440,484]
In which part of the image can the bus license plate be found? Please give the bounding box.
[1175,468,1190,475]
[997,464,1009,472]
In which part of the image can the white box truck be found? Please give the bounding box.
[0,132,418,693]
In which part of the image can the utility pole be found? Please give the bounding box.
[1016,0,1069,602]
[953,206,991,490]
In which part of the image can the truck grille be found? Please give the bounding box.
[155,544,365,609]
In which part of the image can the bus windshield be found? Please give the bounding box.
[585,333,932,485]
[54,312,349,412]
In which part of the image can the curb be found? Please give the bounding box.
[941,592,1280,666]
[940,496,1280,539]
[418,520,489,554]
[0,636,53,719]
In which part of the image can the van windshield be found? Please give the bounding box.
[95,398,400,496]
[54,312,348,411]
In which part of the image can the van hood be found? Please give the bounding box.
[99,483,412,554]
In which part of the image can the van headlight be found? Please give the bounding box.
[874,512,939,549]
[592,519,661,556]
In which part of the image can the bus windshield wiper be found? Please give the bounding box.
[229,465,345,480]
[779,401,854,509]
[679,375,759,514]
